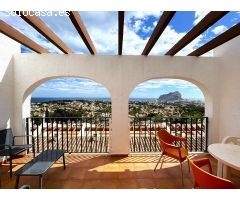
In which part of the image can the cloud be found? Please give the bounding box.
[40,12,89,54]
[211,25,227,35]
[135,79,197,91]
[125,11,162,21]
[0,11,216,57]
[193,11,208,25]
[34,78,111,97]
[79,11,118,54]
[122,11,162,55]
[176,34,205,56]
[40,78,105,90]
[0,11,62,53]
[149,26,186,55]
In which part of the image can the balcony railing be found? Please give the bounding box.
[129,117,208,153]
[26,117,110,153]
[26,116,208,154]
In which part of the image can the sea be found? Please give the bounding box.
[31,97,156,103]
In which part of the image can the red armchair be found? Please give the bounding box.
[154,129,189,184]
[188,157,236,189]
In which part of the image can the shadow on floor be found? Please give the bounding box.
[0,153,239,189]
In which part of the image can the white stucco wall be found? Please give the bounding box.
[12,54,223,154]
[214,36,240,141]
[0,34,20,129]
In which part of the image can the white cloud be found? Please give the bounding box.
[41,78,103,89]
[122,11,162,55]
[123,25,149,55]
[0,11,62,53]
[125,11,162,21]
[37,78,110,96]
[80,11,118,54]
[211,25,227,35]
[132,19,144,32]
[176,34,204,56]
[150,26,186,55]
[0,11,216,57]
[193,11,208,25]
[135,79,196,91]
[40,13,88,54]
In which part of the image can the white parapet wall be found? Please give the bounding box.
[214,36,240,141]
[0,34,20,161]
[0,34,20,130]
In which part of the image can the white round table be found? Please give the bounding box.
[208,143,240,178]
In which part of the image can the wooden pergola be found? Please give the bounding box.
[0,11,239,55]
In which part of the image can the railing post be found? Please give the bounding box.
[26,118,29,153]
[205,117,209,152]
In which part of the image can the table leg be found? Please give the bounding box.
[217,160,223,177]
[10,157,13,178]
[223,165,228,178]
[15,176,20,189]
[0,164,2,188]
[39,175,43,189]
[63,153,66,170]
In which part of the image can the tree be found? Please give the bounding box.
[45,107,50,123]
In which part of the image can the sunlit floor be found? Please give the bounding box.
[0,153,240,189]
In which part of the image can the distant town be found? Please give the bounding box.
[31,91,205,119]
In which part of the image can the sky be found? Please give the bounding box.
[0,11,239,99]
[31,77,205,100]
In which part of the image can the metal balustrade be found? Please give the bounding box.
[25,116,208,154]
[26,117,110,153]
[129,117,208,153]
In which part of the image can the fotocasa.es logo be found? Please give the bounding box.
[4,11,70,17]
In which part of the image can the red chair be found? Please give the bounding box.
[188,157,237,189]
[154,129,189,184]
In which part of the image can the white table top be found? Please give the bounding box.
[208,143,240,170]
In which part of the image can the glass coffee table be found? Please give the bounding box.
[15,150,66,189]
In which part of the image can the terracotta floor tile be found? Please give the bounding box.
[81,180,102,189]
[119,179,138,189]
[1,154,240,189]
[62,180,84,189]
[136,178,157,189]
[97,179,120,189]
[99,172,119,179]
[67,168,86,180]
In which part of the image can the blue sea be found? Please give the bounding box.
[31,97,156,103]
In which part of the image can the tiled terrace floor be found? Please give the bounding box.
[0,153,240,189]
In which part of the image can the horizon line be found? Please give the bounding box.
[31,96,204,100]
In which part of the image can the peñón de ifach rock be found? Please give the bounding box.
[158,91,183,103]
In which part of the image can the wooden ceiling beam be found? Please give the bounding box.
[188,23,240,56]
[118,11,124,55]
[142,11,176,55]
[165,11,229,55]
[17,11,72,54]
[68,11,96,55]
[0,19,48,53]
